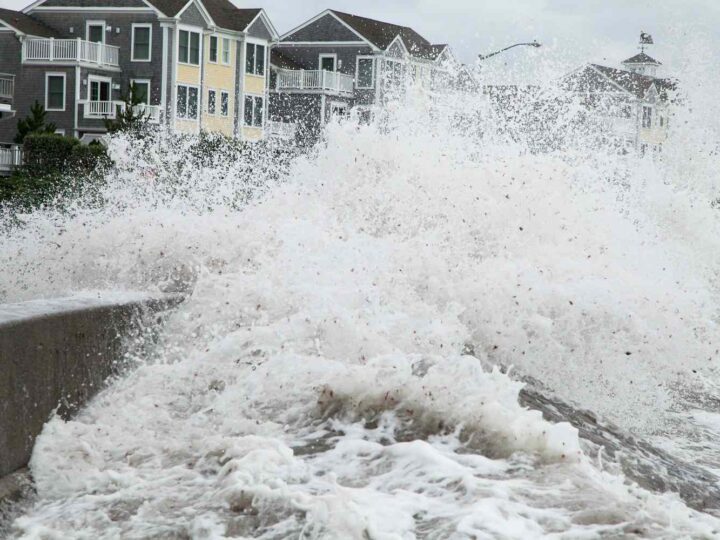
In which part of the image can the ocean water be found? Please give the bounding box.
[2,61,720,538]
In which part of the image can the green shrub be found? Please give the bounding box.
[0,134,111,209]
[22,133,80,178]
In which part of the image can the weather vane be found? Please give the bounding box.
[639,31,654,52]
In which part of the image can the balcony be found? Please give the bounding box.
[23,38,120,68]
[133,103,161,124]
[83,100,118,119]
[0,74,14,100]
[267,120,297,140]
[275,69,354,96]
[0,145,22,175]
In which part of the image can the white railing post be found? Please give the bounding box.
[49,37,54,61]
[300,69,304,90]
[76,37,82,62]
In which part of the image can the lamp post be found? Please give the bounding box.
[478,40,541,60]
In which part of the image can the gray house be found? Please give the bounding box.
[559,50,675,153]
[269,9,458,141]
[0,0,277,152]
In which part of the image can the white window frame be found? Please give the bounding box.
[130,78,151,104]
[355,55,375,89]
[243,93,264,127]
[87,74,112,102]
[208,34,218,64]
[176,83,200,120]
[220,90,229,117]
[319,53,337,72]
[86,20,106,44]
[178,26,202,66]
[131,23,152,62]
[207,88,216,115]
[244,39,266,76]
[221,37,231,65]
[642,105,652,129]
[45,72,66,112]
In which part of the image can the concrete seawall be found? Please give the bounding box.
[0,293,182,480]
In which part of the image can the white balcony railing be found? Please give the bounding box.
[132,103,161,123]
[276,69,354,96]
[267,120,297,140]
[83,100,118,118]
[603,116,635,136]
[23,38,120,67]
[0,73,14,100]
[81,101,162,122]
[0,145,23,172]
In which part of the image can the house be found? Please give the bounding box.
[559,48,675,153]
[0,0,277,147]
[269,9,459,141]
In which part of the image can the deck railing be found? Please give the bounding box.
[0,74,14,100]
[267,120,297,140]
[133,103,161,123]
[83,100,118,118]
[276,69,354,96]
[0,145,23,172]
[23,38,120,67]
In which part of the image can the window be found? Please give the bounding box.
[131,80,150,104]
[87,21,104,43]
[244,95,263,127]
[45,73,65,111]
[659,114,664,127]
[131,24,151,61]
[209,35,218,63]
[207,89,216,114]
[179,29,200,65]
[176,84,198,119]
[642,106,652,128]
[356,57,374,89]
[245,42,265,76]
[320,54,336,72]
[222,37,230,65]
[89,77,110,101]
[220,91,229,116]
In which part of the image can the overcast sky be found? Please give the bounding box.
[2,0,718,78]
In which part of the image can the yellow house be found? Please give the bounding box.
[167,0,277,140]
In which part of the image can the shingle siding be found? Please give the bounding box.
[273,45,373,76]
[29,12,164,105]
[178,2,207,28]
[269,92,321,143]
[0,33,21,142]
[283,14,360,43]
[246,16,271,41]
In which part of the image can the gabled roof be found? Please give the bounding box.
[622,52,661,66]
[429,44,448,60]
[144,0,187,17]
[591,64,674,98]
[0,7,56,37]
[201,0,260,32]
[562,63,676,101]
[328,10,437,59]
[143,0,271,35]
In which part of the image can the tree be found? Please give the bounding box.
[104,82,149,134]
[14,101,57,144]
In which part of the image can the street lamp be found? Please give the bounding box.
[478,40,541,60]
